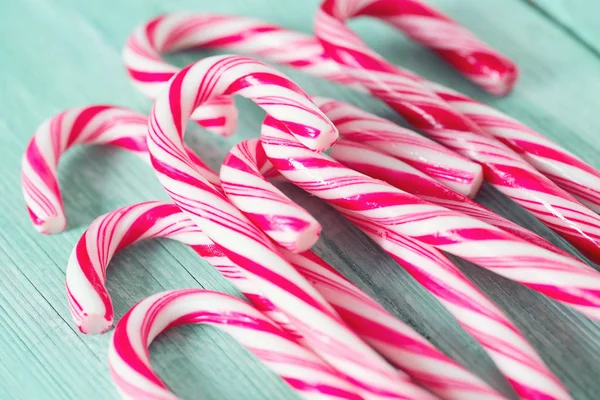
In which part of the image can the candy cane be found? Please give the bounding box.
[314,97,483,197]
[124,13,484,197]
[315,0,600,263]
[342,217,571,400]
[222,137,569,400]
[261,116,600,324]
[221,140,321,252]
[148,55,435,400]
[424,81,600,214]
[109,289,364,400]
[21,105,221,234]
[328,0,518,94]
[282,250,504,400]
[330,137,572,257]
[65,201,281,335]
[70,200,503,399]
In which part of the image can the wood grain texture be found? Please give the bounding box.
[527,0,600,56]
[1,0,600,398]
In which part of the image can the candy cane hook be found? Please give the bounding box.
[21,106,220,234]
[109,289,363,400]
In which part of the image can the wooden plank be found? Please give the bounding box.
[0,0,600,398]
[526,0,600,56]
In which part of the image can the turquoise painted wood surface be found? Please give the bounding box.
[1,0,600,398]
[530,0,600,55]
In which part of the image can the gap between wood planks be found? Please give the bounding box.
[523,0,600,59]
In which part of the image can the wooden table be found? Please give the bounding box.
[1,0,598,398]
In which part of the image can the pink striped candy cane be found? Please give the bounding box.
[221,140,321,252]
[261,116,600,323]
[315,0,600,263]
[21,105,221,234]
[218,95,574,258]
[311,97,482,197]
[330,137,572,257]
[123,13,357,97]
[424,81,600,214]
[69,200,503,399]
[148,55,435,400]
[124,7,514,97]
[109,289,363,400]
[65,201,280,335]
[282,250,504,400]
[333,0,517,95]
[344,218,570,400]
[124,13,484,197]
[221,137,569,400]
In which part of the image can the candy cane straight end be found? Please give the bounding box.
[466,52,519,96]
[31,213,66,235]
[78,314,112,335]
[22,156,68,235]
[467,165,484,198]
[491,64,518,97]
[295,224,321,252]
[221,138,323,253]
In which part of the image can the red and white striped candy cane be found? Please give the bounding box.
[69,200,503,399]
[221,137,569,399]
[123,13,357,99]
[124,13,484,198]
[261,116,600,323]
[109,289,363,400]
[330,136,572,257]
[148,55,435,400]
[219,95,574,258]
[21,105,221,234]
[221,140,321,252]
[424,81,600,214]
[340,0,518,95]
[65,201,279,335]
[313,97,483,197]
[315,0,600,263]
[282,250,504,400]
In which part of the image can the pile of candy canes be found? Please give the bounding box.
[21,0,600,399]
